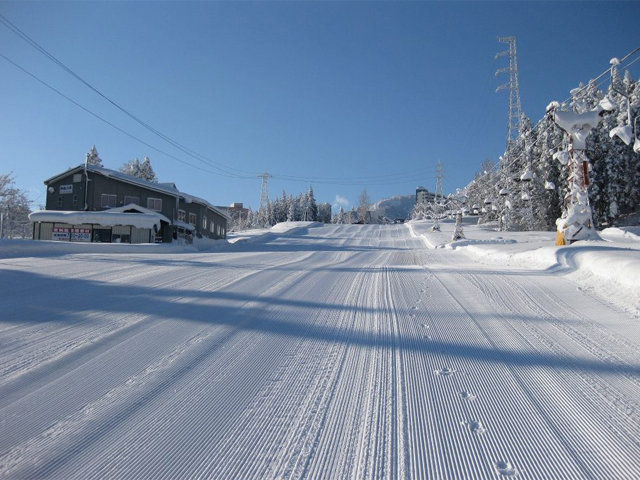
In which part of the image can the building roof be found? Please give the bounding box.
[29,208,169,230]
[44,164,230,220]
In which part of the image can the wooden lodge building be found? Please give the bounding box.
[30,164,229,244]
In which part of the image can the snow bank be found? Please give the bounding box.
[406,219,640,316]
[0,236,231,258]
[230,222,323,244]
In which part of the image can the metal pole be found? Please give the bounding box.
[84,153,90,211]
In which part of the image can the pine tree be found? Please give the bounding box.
[119,158,142,178]
[287,196,296,222]
[139,157,158,182]
[307,186,318,221]
[349,206,357,224]
[318,203,332,223]
[357,190,371,224]
[86,146,103,166]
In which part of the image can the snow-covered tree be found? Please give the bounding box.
[119,158,142,178]
[119,156,157,183]
[287,196,297,222]
[318,202,332,223]
[139,157,158,182]
[348,206,357,224]
[86,146,103,166]
[532,109,565,230]
[465,68,640,231]
[357,190,371,224]
[307,186,318,222]
[0,173,32,239]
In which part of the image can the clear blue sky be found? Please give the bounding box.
[1,1,639,211]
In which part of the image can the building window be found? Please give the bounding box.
[101,194,117,208]
[189,213,196,225]
[147,198,162,211]
[202,216,207,230]
[73,173,83,183]
[210,222,215,233]
[178,210,186,222]
[73,195,78,207]
[57,196,62,207]
[124,196,140,205]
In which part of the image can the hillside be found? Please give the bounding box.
[370,194,415,221]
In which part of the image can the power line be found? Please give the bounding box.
[0,13,444,188]
[0,52,252,180]
[0,13,256,180]
[475,44,640,185]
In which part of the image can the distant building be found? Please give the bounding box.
[214,202,250,222]
[30,164,229,244]
[416,186,435,204]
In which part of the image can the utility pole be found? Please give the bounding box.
[495,36,522,231]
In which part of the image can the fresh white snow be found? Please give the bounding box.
[1,221,640,479]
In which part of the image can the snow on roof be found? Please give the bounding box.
[173,220,195,231]
[29,210,166,230]
[107,203,171,223]
[44,164,230,220]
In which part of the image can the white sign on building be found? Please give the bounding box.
[52,227,70,241]
[70,228,91,242]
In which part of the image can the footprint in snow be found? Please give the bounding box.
[496,461,518,477]
[411,306,418,310]
[434,367,456,377]
[461,420,486,435]
[421,323,429,328]
[459,391,477,402]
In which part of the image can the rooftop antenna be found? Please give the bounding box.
[495,36,522,231]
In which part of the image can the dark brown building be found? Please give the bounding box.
[32,164,229,244]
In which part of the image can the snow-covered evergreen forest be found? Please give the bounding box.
[462,66,639,230]
[232,187,376,231]
[228,186,332,231]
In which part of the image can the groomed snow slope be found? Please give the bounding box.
[1,224,640,479]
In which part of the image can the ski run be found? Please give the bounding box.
[1,221,640,479]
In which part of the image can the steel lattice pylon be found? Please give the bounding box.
[495,36,523,231]
[258,172,272,210]
[434,160,444,204]
[431,160,445,232]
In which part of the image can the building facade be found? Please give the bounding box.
[33,164,228,244]
[416,186,435,204]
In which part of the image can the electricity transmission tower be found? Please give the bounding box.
[431,160,445,231]
[258,172,272,210]
[434,160,444,204]
[495,36,522,231]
